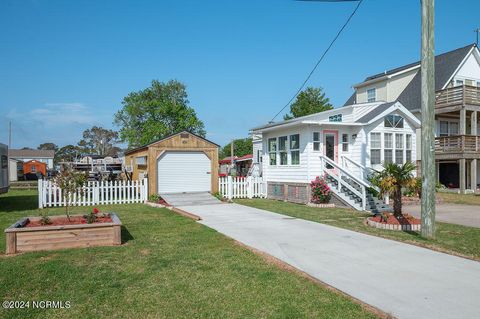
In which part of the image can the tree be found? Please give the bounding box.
[38,143,58,151]
[284,87,333,120]
[55,145,80,163]
[370,162,417,217]
[77,126,120,157]
[53,165,87,221]
[220,138,252,159]
[114,80,206,148]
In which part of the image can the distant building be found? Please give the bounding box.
[9,149,55,170]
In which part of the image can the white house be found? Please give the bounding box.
[346,43,480,193]
[251,101,420,210]
[8,149,55,170]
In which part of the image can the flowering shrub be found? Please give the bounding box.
[310,176,331,204]
[85,207,100,224]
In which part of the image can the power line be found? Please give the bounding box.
[270,0,364,122]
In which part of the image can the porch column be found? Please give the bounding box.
[472,159,478,193]
[459,158,466,194]
[471,111,478,135]
[460,109,467,135]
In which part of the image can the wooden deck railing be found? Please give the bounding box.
[435,135,480,153]
[435,85,480,109]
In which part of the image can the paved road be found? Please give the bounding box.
[406,203,480,228]
[179,203,480,319]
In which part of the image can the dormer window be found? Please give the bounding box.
[384,115,404,128]
[329,114,342,122]
[367,88,376,102]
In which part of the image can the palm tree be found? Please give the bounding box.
[370,162,417,217]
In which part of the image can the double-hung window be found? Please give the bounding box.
[395,133,404,164]
[313,132,321,151]
[384,133,393,164]
[370,133,381,165]
[367,88,376,102]
[290,134,300,165]
[406,134,412,163]
[342,134,349,152]
[279,136,288,166]
[268,138,277,165]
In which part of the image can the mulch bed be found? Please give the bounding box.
[370,214,420,226]
[26,216,113,227]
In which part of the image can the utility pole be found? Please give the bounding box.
[421,0,436,239]
[8,121,12,148]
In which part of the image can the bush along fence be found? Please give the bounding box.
[219,176,267,199]
[38,178,148,209]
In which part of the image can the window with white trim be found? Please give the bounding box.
[367,88,376,102]
[279,136,288,166]
[406,134,412,163]
[31,165,37,173]
[342,134,349,152]
[370,133,381,165]
[290,134,300,165]
[395,133,404,164]
[384,115,404,128]
[257,150,262,163]
[313,132,321,151]
[384,133,393,164]
[268,138,277,165]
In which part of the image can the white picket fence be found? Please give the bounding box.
[219,176,266,199]
[38,178,148,209]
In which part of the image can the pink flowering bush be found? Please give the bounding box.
[310,176,331,204]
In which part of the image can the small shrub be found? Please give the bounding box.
[310,176,331,204]
[40,211,52,226]
[53,165,87,221]
[213,192,223,201]
[84,207,100,224]
[149,194,160,203]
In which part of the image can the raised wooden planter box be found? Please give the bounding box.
[5,213,122,255]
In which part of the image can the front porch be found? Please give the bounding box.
[434,85,480,193]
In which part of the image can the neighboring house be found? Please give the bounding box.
[8,158,23,182]
[346,43,480,193]
[251,101,420,210]
[9,149,55,170]
[124,131,219,196]
[219,154,254,177]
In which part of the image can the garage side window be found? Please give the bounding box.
[268,138,277,165]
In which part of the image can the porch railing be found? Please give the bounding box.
[435,135,480,153]
[435,85,480,110]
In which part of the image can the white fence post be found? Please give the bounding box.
[227,176,233,200]
[247,176,253,199]
[143,178,148,202]
[38,179,43,209]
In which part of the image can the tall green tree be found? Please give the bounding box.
[38,143,58,151]
[284,87,333,120]
[114,80,206,148]
[220,138,253,159]
[77,126,120,156]
[55,145,80,163]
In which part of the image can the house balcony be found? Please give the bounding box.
[435,135,480,160]
[435,85,480,114]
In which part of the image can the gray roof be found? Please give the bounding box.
[8,149,55,159]
[356,102,396,123]
[345,44,476,109]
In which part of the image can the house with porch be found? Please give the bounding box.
[251,101,420,210]
[346,43,480,193]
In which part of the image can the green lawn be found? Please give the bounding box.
[236,199,480,261]
[438,192,480,205]
[0,190,377,319]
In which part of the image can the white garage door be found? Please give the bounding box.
[157,151,211,194]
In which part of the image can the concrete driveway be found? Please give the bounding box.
[160,192,222,207]
[406,204,480,228]
[178,203,480,319]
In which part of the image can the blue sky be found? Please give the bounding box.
[0,0,479,149]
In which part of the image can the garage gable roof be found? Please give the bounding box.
[124,131,219,155]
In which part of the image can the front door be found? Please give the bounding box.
[323,130,338,169]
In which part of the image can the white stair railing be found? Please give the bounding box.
[320,155,371,211]
[340,155,374,183]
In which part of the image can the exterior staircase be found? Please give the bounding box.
[320,155,392,213]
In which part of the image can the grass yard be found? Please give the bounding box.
[236,199,480,261]
[0,190,378,319]
[437,192,480,206]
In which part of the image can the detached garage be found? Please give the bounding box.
[124,131,219,196]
